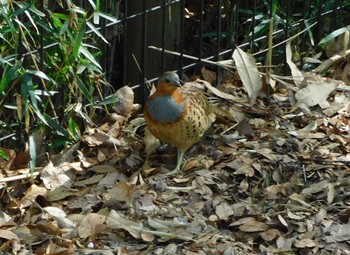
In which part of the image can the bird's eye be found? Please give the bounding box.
[165,78,170,83]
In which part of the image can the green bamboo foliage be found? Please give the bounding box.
[0,1,116,151]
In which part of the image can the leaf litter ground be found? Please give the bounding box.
[0,65,350,255]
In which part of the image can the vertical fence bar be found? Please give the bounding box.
[216,0,221,85]
[250,0,256,53]
[315,0,323,42]
[39,0,44,100]
[179,0,185,79]
[285,0,291,38]
[198,0,203,72]
[161,0,166,73]
[234,0,239,44]
[284,0,291,74]
[102,2,108,84]
[300,0,307,68]
[123,1,128,85]
[141,0,147,103]
[331,0,337,31]
[107,1,121,87]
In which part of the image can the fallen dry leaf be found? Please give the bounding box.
[232,47,262,104]
[294,82,337,111]
[77,213,106,239]
[239,220,269,232]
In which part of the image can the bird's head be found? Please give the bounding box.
[156,71,181,94]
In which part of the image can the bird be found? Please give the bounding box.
[144,71,230,173]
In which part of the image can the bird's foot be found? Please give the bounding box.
[165,167,182,176]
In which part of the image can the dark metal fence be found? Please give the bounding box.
[102,0,349,102]
[1,0,349,145]
[7,1,350,101]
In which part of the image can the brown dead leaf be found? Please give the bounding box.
[104,181,134,205]
[144,127,160,157]
[324,222,350,243]
[40,161,75,189]
[327,182,335,204]
[301,180,329,197]
[135,192,158,213]
[215,202,234,220]
[140,232,155,242]
[232,47,262,104]
[183,156,209,171]
[67,194,100,212]
[294,82,337,111]
[315,208,327,224]
[233,164,254,177]
[106,209,144,239]
[0,229,19,242]
[46,186,77,202]
[230,217,256,227]
[294,238,318,248]
[0,211,16,226]
[239,179,249,192]
[77,213,106,239]
[201,67,216,84]
[74,174,105,187]
[114,86,134,117]
[289,193,314,208]
[36,222,62,236]
[234,119,254,136]
[239,220,269,232]
[287,210,305,220]
[20,184,47,208]
[286,41,303,87]
[276,236,295,250]
[82,128,121,148]
[256,148,277,161]
[201,78,243,102]
[260,228,281,241]
[277,214,288,228]
[226,157,254,177]
[0,147,16,171]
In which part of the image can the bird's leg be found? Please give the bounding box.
[175,148,185,172]
[166,148,185,175]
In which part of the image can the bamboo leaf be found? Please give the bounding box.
[76,77,92,102]
[0,149,9,161]
[45,114,70,138]
[24,10,39,34]
[73,20,87,58]
[79,45,102,71]
[22,73,48,125]
[87,21,109,44]
[95,11,118,23]
[319,26,349,45]
[87,0,96,10]
[68,118,81,140]
[0,65,19,93]
[26,69,57,86]
[96,95,119,106]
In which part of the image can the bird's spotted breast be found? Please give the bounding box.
[146,96,185,123]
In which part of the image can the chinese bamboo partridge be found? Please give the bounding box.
[144,71,227,173]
